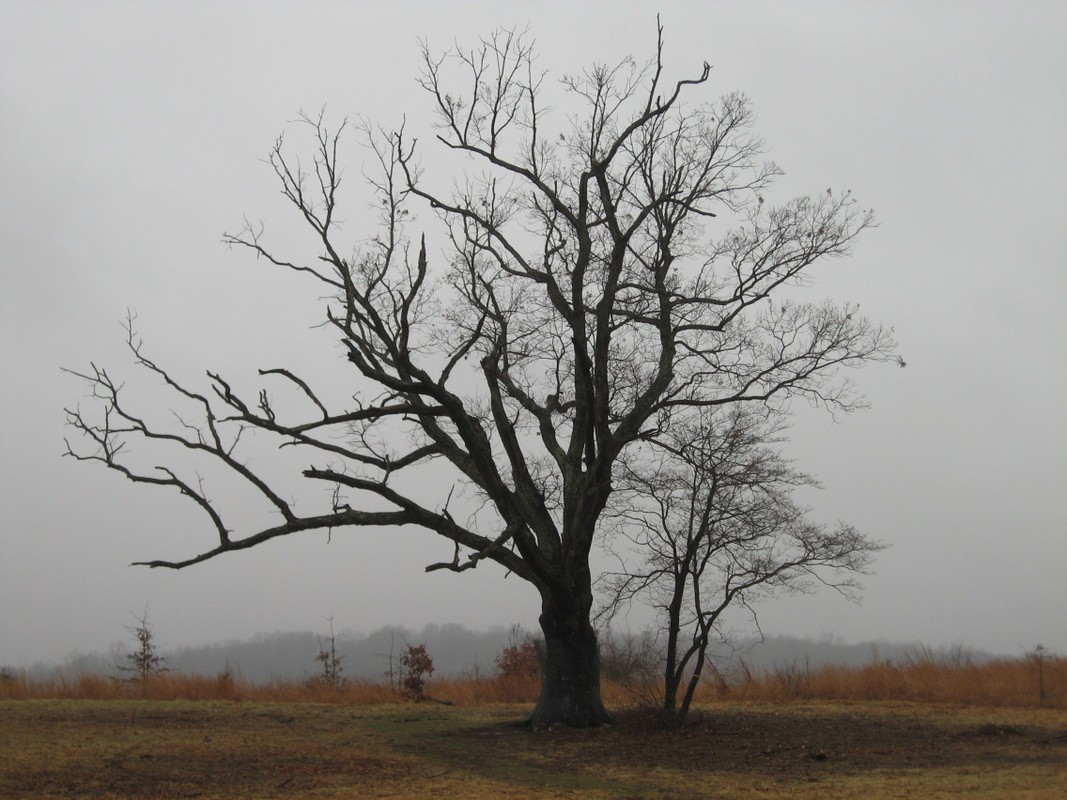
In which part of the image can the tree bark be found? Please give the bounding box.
[663,671,680,717]
[678,648,705,722]
[527,588,611,728]
[661,582,686,716]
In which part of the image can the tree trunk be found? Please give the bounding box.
[677,624,712,723]
[678,657,703,722]
[663,669,680,716]
[527,589,611,728]
[661,584,685,716]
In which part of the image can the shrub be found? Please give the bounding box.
[496,641,540,679]
[400,644,434,701]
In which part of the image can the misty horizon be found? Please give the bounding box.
[15,623,1008,686]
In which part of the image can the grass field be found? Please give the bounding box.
[2,698,1065,798]
[2,655,1065,798]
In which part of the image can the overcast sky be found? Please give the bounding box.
[2,1,1065,667]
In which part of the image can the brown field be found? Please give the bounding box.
[2,656,1065,798]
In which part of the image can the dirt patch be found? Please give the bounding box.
[437,704,1066,788]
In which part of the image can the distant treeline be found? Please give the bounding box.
[19,625,997,685]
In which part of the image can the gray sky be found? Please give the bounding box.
[2,1,1065,666]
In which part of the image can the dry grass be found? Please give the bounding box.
[1,652,1062,709]
[0,669,542,705]
[2,699,1065,799]
[714,652,1067,709]
[2,653,1065,798]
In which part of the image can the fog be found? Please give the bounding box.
[2,2,1065,668]
[38,626,994,685]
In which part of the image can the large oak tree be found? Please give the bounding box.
[65,26,895,727]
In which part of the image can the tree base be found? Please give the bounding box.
[524,695,612,730]
[525,629,612,729]
[530,587,611,728]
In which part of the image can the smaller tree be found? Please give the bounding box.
[314,617,346,691]
[400,644,435,702]
[600,406,884,721]
[1027,644,1052,705]
[117,608,168,684]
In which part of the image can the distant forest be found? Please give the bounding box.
[22,625,996,685]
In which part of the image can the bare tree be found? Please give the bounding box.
[315,617,346,691]
[64,23,894,727]
[599,405,885,721]
[117,608,168,684]
[1027,644,1051,705]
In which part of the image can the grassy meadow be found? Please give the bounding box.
[1,654,1065,798]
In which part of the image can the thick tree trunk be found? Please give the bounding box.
[527,590,611,728]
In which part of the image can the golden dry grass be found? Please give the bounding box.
[0,670,542,705]
[4,652,1061,708]
[716,653,1067,709]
